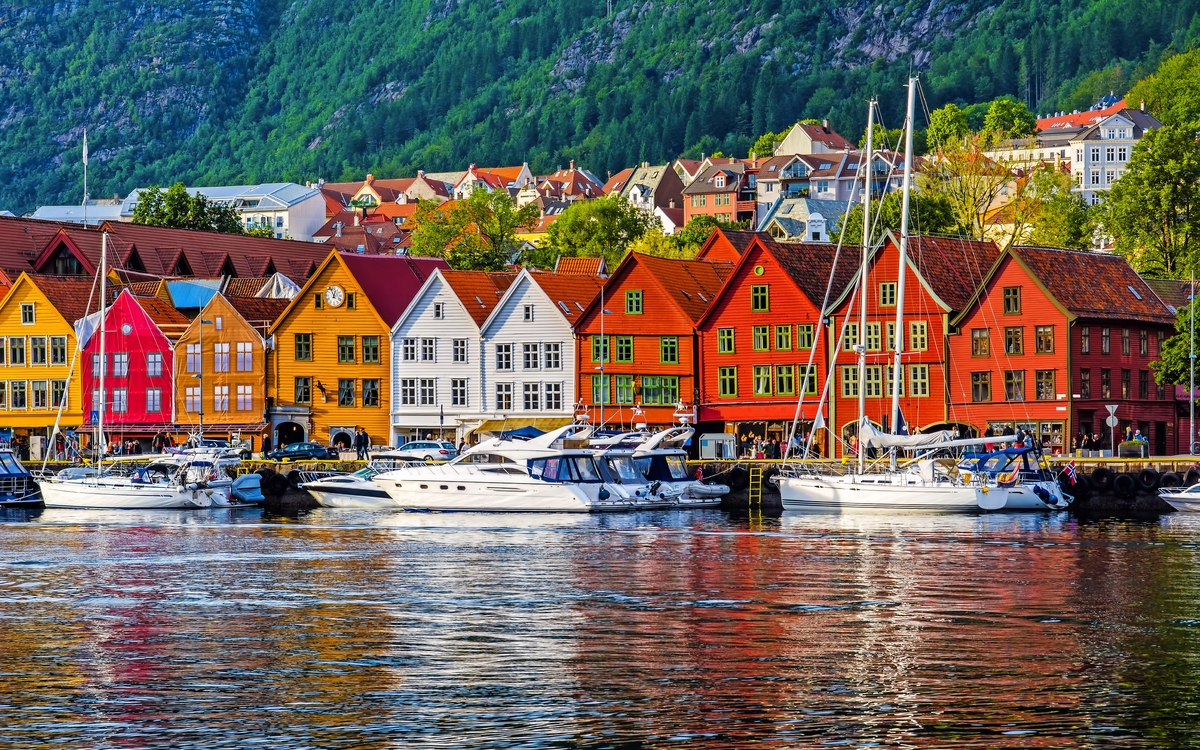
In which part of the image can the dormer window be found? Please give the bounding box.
[714,175,726,188]
[769,165,776,172]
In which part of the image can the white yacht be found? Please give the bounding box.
[590,426,728,508]
[373,424,636,512]
[40,459,221,509]
[302,451,413,509]
[1160,484,1200,512]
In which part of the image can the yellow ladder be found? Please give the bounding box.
[748,466,763,507]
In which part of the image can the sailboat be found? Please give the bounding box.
[777,80,1013,514]
[38,233,220,509]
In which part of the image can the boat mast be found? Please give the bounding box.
[857,100,874,475]
[890,78,917,465]
[97,231,107,465]
[1192,271,1195,455]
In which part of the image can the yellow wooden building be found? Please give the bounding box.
[0,273,99,458]
[267,251,448,449]
[173,293,290,451]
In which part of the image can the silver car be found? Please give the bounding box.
[391,441,457,463]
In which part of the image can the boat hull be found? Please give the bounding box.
[305,480,396,509]
[780,475,996,514]
[374,470,629,513]
[40,480,217,509]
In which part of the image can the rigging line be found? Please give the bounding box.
[805,278,865,458]
[916,76,934,129]
[41,265,101,474]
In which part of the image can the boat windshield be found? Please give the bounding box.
[665,455,691,481]
[0,453,26,475]
[529,456,604,483]
[605,456,645,484]
[351,467,377,479]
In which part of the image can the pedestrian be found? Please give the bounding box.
[457,438,468,456]
[354,427,370,460]
[1124,425,1133,443]
[261,431,272,456]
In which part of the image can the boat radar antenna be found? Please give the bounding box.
[632,404,647,431]
[573,400,591,424]
[672,401,694,426]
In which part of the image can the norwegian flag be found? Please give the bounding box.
[1063,461,1078,485]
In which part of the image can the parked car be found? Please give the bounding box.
[195,438,252,459]
[266,442,339,461]
[391,440,457,463]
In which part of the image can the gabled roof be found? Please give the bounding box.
[528,272,604,324]
[585,253,733,325]
[439,270,517,327]
[1038,100,1126,130]
[134,293,192,339]
[224,295,291,332]
[21,274,100,325]
[222,277,272,297]
[1010,246,1175,324]
[338,252,450,327]
[553,256,607,276]
[122,280,166,298]
[1142,278,1192,313]
[681,161,749,195]
[782,122,853,153]
[0,215,66,277]
[673,159,705,181]
[695,228,756,261]
[602,167,635,195]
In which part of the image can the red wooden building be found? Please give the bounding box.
[948,245,1178,454]
[81,289,190,442]
[574,253,732,428]
[826,233,1001,454]
[696,235,858,454]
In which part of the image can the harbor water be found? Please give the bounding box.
[2,508,1200,747]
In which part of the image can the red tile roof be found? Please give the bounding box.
[903,235,1002,313]
[338,253,450,327]
[554,256,605,276]
[1013,246,1176,324]
[530,273,604,322]
[1142,278,1192,312]
[0,215,67,278]
[135,293,191,336]
[222,277,272,297]
[760,236,861,308]
[634,254,734,323]
[440,271,517,326]
[121,281,163,298]
[795,123,853,152]
[25,274,101,325]
[1038,100,1125,130]
[225,295,291,332]
[602,167,635,195]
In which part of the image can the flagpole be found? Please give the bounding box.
[82,129,88,227]
[1191,272,1195,456]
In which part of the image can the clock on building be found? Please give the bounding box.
[324,285,345,308]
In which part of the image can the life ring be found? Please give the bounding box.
[1091,467,1114,490]
[1113,473,1137,498]
[1161,471,1183,488]
[1137,468,1160,492]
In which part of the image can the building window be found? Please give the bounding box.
[50,380,65,408]
[1081,326,1090,354]
[522,343,540,369]
[910,364,929,397]
[544,343,561,369]
[1101,327,1110,354]
[863,366,882,397]
[1080,369,1091,399]
[339,379,356,407]
[30,380,46,409]
[1101,368,1111,398]
[1157,329,1164,356]
[214,316,223,331]
[402,338,416,361]
[184,386,201,412]
[545,382,563,410]
[451,379,468,406]
[658,337,678,364]
[842,323,859,352]
[1002,287,1021,314]
[590,336,608,363]
[452,339,467,363]
[419,379,435,406]
[50,336,67,366]
[753,365,772,396]
[1001,327,1022,355]
[357,378,377,408]
[880,282,896,306]
[971,372,991,402]
[862,322,880,351]
[433,302,444,320]
[717,328,735,354]
[909,321,928,351]
[751,285,770,312]
[421,338,435,362]
[8,338,23,366]
[1032,370,1053,401]
[1139,369,1149,400]
[231,342,250,372]
[1091,146,1100,162]
[641,375,678,405]
[886,322,896,351]
[614,375,634,404]
[840,365,859,397]
[401,379,417,405]
[295,333,312,361]
[337,336,355,363]
[9,381,24,410]
[294,377,311,404]
[29,337,46,366]
[797,324,814,350]
[523,304,534,321]
[1121,328,1130,356]
[213,342,229,372]
[1121,369,1130,399]
[1035,326,1054,353]
[523,383,541,410]
[799,365,817,395]
[774,326,791,351]
[0,382,8,408]
[971,328,989,357]
[91,352,105,377]
[1139,329,1148,357]
[775,365,795,396]
[1118,146,1128,161]
[236,385,253,411]
[497,343,513,370]
[752,326,769,351]
[625,290,643,314]
[19,303,33,325]
[589,376,607,406]
[111,352,129,377]
[213,385,228,411]
[615,336,633,363]
[718,366,738,397]
[314,293,322,309]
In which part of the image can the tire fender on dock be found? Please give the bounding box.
[1113,473,1137,498]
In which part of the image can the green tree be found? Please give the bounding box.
[539,195,657,268]
[858,125,926,155]
[130,182,245,234]
[927,103,970,149]
[1028,168,1092,250]
[751,130,785,158]
[1098,125,1200,277]
[408,190,540,270]
[981,98,1037,141]
[1152,296,1200,386]
[1126,47,1200,128]
[920,136,1015,240]
[833,190,956,246]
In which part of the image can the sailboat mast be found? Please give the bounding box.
[98,231,107,463]
[890,78,917,444]
[857,100,874,474]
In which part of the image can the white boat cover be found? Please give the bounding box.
[859,421,1020,450]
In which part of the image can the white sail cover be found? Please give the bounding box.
[859,421,955,449]
[256,272,301,299]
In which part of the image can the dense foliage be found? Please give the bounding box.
[4,0,1200,213]
[131,183,250,235]
[408,190,540,270]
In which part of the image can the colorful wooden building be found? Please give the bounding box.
[80,288,189,444]
[948,245,1178,454]
[696,235,859,453]
[268,251,448,449]
[574,253,732,429]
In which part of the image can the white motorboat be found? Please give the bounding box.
[40,460,219,509]
[373,424,635,512]
[959,446,1071,510]
[591,444,683,509]
[589,426,728,508]
[1160,484,1200,512]
[302,450,426,508]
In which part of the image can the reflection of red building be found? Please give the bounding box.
[948,245,1178,454]
[697,235,858,452]
[827,233,1000,453]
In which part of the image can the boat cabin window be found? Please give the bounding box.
[635,454,692,482]
[529,456,603,483]
[664,455,690,481]
[605,456,645,484]
[0,453,26,475]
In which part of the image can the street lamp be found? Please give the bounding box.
[195,318,213,445]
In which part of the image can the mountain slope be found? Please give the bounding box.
[2,0,1199,213]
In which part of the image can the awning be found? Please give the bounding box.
[473,418,573,435]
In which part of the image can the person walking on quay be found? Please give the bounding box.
[354,427,370,460]
[457,437,468,456]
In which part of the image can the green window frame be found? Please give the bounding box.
[799,365,817,395]
[338,335,355,363]
[362,378,381,407]
[614,374,634,404]
[750,284,770,312]
[775,365,795,396]
[718,366,738,397]
[642,375,680,405]
[294,333,312,362]
[717,328,735,354]
[752,325,769,351]
[591,374,610,404]
[842,323,859,352]
[615,335,634,363]
[591,335,610,363]
[294,376,311,404]
[362,335,380,364]
[774,325,792,351]
[625,290,643,314]
[753,365,772,396]
[337,378,355,407]
[797,324,814,350]
[659,336,678,364]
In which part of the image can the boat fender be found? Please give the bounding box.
[1033,485,1050,502]
[1137,468,1160,492]
[598,487,610,501]
[187,482,200,491]
[1071,475,1093,501]
[1161,472,1183,488]
[1091,467,1114,490]
[1113,473,1137,498]
[1187,468,1200,487]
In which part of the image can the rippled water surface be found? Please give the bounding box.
[2,508,1200,747]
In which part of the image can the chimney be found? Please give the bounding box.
[335,222,343,237]
[822,119,830,129]
[353,213,360,227]
[1140,100,1145,111]
[569,159,575,170]
[642,161,649,168]
[418,169,426,178]
[365,173,374,183]
[669,199,675,208]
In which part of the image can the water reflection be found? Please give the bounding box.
[0,510,1197,746]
